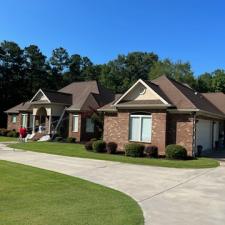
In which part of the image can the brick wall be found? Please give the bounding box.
[68,112,99,142]
[68,113,82,141]
[167,113,194,156]
[7,113,21,131]
[103,110,167,154]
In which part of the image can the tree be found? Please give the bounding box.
[212,69,225,92]
[49,47,70,73]
[0,41,25,126]
[148,59,196,88]
[23,45,49,94]
[99,52,158,93]
[196,73,213,92]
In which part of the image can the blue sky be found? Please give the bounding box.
[1,0,225,75]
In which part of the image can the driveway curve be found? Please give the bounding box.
[0,143,225,225]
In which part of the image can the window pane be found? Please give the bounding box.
[22,114,27,128]
[12,115,17,123]
[130,117,140,141]
[86,118,94,133]
[141,117,151,142]
[73,115,78,132]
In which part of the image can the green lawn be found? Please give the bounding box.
[0,160,143,225]
[9,142,219,168]
[0,136,17,142]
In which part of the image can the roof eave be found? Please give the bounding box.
[116,104,172,109]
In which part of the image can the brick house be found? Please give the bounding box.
[99,75,225,156]
[5,81,114,142]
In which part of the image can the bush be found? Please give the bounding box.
[54,137,63,142]
[106,142,117,154]
[166,144,187,160]
[92,140,106,153]
[85,141,93,151]
[0,128,10,136]
[6,130,19,138]
[90,138,98,142]
[67,137,76,143]
[145,145,158,158]
[125,143,145,157]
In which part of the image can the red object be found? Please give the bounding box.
[19,127,27,138]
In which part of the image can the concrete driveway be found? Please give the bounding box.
[0,143,225,225]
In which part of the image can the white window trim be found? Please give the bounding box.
[129,114,152,143]
[72,114,79,132]
[21,113,28,128]
[12,114,17,123]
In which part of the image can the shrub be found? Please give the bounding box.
[92,140,106,153]
[106,142,117,154]
[85,141,93,151]
[54,137,63,142]
[0,128,10,136]
[67,137,76,143]
[6,130,19,138]
[166,144,187,160]
[145,145,158,158]
[90,138,98,142]
[125,143,145,157]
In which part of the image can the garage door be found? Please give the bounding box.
[196,119,212,151]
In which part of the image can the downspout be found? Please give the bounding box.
[212,121,215,151]
[192,112,196,157]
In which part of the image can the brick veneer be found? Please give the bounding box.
[68,112,99,142]
[167,113,194,156]
[68,113,82,142]
[103,109,167,154]
[7,113,21,131]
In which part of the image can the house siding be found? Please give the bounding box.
[68,113,82,142]
[167,114,194,156]
[7,113,21,131]
[103,109,167,154]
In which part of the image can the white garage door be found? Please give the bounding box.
[196,119,212,151]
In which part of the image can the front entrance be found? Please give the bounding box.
[35,107,48,133]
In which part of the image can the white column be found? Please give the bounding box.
[32,115,36,134]
[48,115,52,134]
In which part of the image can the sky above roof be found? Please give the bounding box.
[1,0,225,76]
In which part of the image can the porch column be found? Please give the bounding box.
[48,115,52,134]
[32,115,36,133]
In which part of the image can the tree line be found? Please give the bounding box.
[1,40,225,127]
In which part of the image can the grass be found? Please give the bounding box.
[0,136,17,142]
[0,160,143,225]
[9,142,219,169]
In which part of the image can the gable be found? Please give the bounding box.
[114,79,169,105]
[30,89,50,103]
[122,82,162,101]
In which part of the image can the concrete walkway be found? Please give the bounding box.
[0,143,225,225]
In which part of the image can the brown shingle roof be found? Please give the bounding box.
[152,75,224,116]
[202,92,225,114]
[59,81,114,111]
[5,102,31,113]
[41,90,72,105]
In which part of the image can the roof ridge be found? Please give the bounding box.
[163,76,197,109]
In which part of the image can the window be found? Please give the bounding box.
[11,114,17,123]
[72,114,79,132]
[129,114,152,142]
[22,114,28,128]
[86,118,94,133]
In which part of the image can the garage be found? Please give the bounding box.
[196,119,220,151]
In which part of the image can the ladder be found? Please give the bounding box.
[53,107,67,134]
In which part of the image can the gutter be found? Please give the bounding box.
[192,112,196,157]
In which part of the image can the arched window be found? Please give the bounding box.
[129,112,152,143]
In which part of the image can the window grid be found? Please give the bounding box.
[129,114,152,143]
